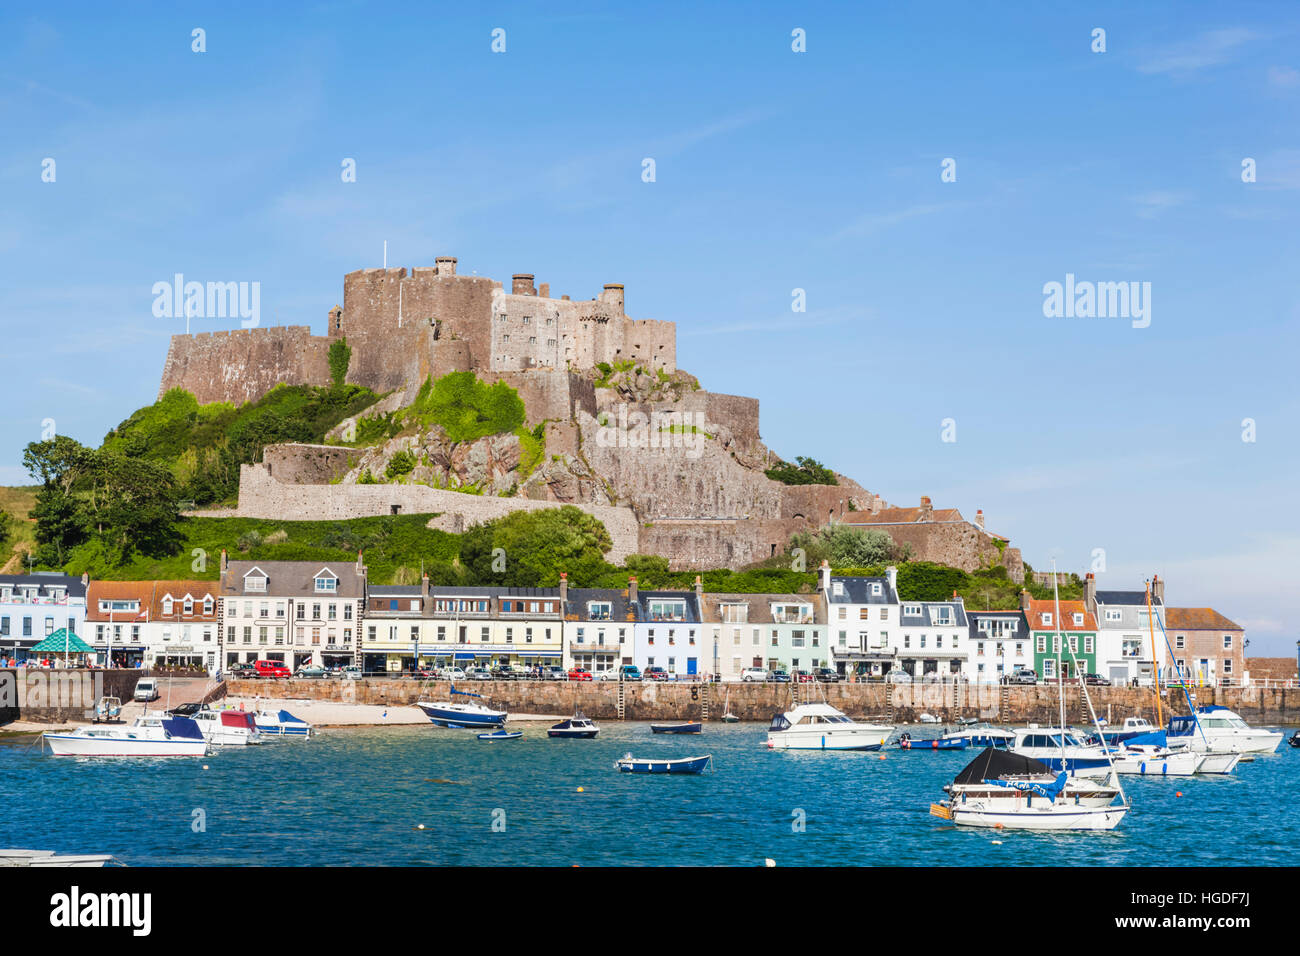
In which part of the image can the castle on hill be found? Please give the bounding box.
[157,256,1021,577]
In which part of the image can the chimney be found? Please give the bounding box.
[886,565,898,595]
[818,559,831,595]
[919,496,933,520]
[1152,574,1165,605]
[220,549,228,574]
[1019,588,1031,612]
[435,256,457,276]
[628,575,638,605]
[421,572,430,601]
[539,282,550,298]
[871,496,883,515]
[559,571,569,607]
[974,509,984,530]
[81,572,89,586]
[356,549,365,577]
[512,273,536,296]
[601,283,625,313]
[1084,573,1097,616]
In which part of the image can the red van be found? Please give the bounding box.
[253,660,291,679]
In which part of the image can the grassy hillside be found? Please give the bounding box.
[65,513,462,584]
[101,384,383,506]
[0,486,38,572]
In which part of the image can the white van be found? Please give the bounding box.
[134,678,159,702]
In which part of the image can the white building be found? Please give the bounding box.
[965,609,1034,683]
[819,563,902,678]
[1087,573,1165,685]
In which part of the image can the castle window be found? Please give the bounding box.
[502,334,509,343]
[522,316,531,324]
[529,336,536,345]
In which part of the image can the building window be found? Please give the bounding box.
[1222,634,1232,649]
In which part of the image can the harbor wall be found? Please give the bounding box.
[0,669,143,723]
[225,678,1300,726]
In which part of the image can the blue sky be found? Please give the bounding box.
[2,2,1298,654]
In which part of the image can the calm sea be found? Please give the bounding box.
[4,722,1297,866]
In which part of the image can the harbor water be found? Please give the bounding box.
[4,722,1297,866]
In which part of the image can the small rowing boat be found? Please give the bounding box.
[615,753,711,774]
[477,729,523,740]
[650,721,702,734]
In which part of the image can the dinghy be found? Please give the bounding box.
[721,686,739,723]
[478,729,523,740]
[615,753,712,774]
[650,721,702,734]
[898,733,968,751]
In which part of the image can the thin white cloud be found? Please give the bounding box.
[1267,65,1300,88]
[1132,190,1188,219]
[832,201,969,240]
[1137,28,1256,75]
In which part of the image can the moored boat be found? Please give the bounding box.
[548,713,599,739]
[1166,706,1282,755]
[253,709,312,738]
[941,723,1015,748]
[416,686,507,728]
[0,849,120,867]
[931,746,1129,830]
[190,708,262,746]
[898,733,968,751]
[42,716,209,757]
[478,729,523,740]
[766,703,893,751]
[650,721,702,734]
[1289,731,1300,749]
[1011,727,1114,776]
[616,753,712,774]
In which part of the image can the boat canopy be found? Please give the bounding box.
[162,717,205,740]
[954,746,1052,785]
[1167,715,1198,738]
[1124,729,1168,748]
[220,711,256,729]
[276,710,301,723]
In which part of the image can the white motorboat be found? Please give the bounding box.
[42,716,209,757]
[1011,727,1115,776]
[188,708,263,745]
[919,712,940,724]
[253,708,312,738]
[1109,743,1202,776]
[766,703,893,751]
[941,723,1016,748]
[1167,706,1282,755]
[0,849,119,867]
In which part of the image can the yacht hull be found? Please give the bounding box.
[768,726,892,751]
[948,803,1128,831]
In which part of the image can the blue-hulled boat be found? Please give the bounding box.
[477,730,523,740]
[253,709,312,738]
[650,721,702,734]
[616,753,712,774]
[415,686,508,728]
[549,714,599,738]
[898,733,969,751]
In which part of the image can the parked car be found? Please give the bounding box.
[490,665,516,681]
[538,665,563,680]
[567,667,593,682]
[884,670,913,684]
[609,664,641,681]
[767,670,791,683]
[1083,673,1111,686]
[254,660,292,679]
[1002,668,1037,685]
[342,665,363,680]
[740,667,768,683]
[133,678,159,702]
[813,667,840,683]
[166,702,201,717]
[465,667,492,680]
[227,662,258,679]
[644,666,670,681]
[295,665,328,679]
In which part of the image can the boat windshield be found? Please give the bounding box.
[769,714,791,731]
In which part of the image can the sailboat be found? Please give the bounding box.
[721,686,739,723]
[932,564,1129,831]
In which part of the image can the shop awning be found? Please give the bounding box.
[29,629,93,654]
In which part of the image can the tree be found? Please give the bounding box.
[788,524,895,567]
[0,508,10,552]
[81,453,183,564]
[461,506,613,586]
[328,336,352,388]
[24,436,93,566]
[764,455,838,485]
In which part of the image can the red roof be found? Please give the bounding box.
[1024,598,1096,631]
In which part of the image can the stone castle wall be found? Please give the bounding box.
[868,520,1024,578]
[234,461,641,564]
[158,326,332,405]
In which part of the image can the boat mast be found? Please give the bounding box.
[1145,580,1163,727]
[1052,562,1066,768]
